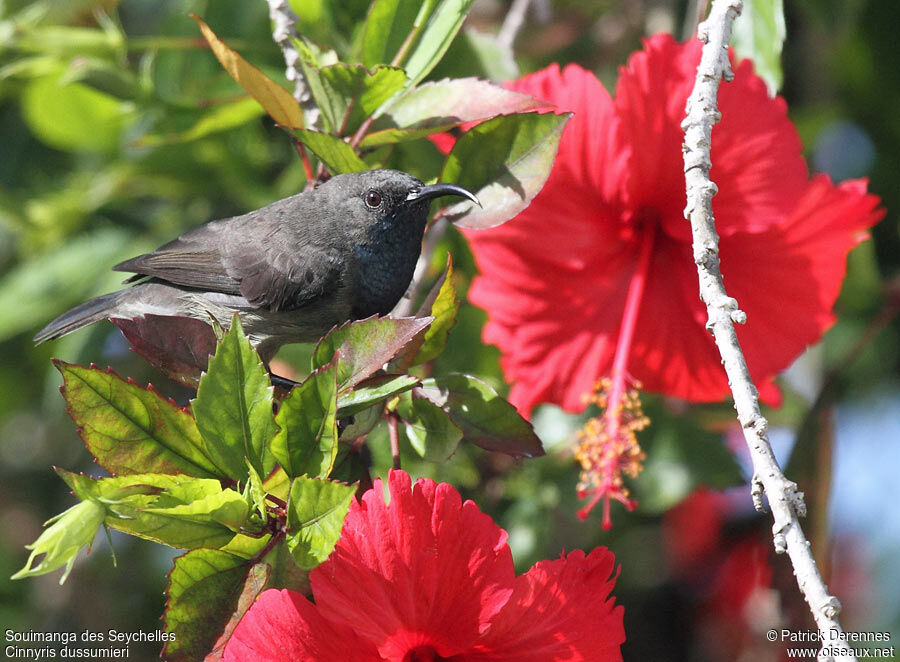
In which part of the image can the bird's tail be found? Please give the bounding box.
[34,291,125,344]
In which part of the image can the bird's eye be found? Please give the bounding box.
[364,190,383,208]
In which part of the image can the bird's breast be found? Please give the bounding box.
[352,218,422,317]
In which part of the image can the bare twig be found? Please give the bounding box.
[265,0,320,129]
[498,0,532,48]
[681,2,856,660]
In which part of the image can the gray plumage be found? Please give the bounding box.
[34,169,478,362]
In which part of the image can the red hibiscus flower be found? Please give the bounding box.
[460,34,883,523]
[223,470,625,661]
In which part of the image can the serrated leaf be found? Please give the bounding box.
[58,469,214,503]
[440,111,570,228]
[412,254,458,364]
[387,255,457,372]
[57,470,257,549]
[193,316,277,482]
[141,489,252,533]
[395,391,463,461]
[417,374,544,457]
[336,373,419,417]
[312,315,433,390]
[360,0,424,69]
[192,15,304,129]
[363,78,543,147]
[731,0,785,96]
[261,466,291,503]
[244,460,267,520]
[270,363,339,479]
[55,361,221,478]
[163,550,269,662]
[403,0,475,88]
[112,314,218,389]
[138,96,265,146]
[311,64,408,136]
[291,128,368,174]
[337,403,383,443]
[285,476,356,570]
[11,500,106,584]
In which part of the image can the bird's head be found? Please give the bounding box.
[320,169,480,230]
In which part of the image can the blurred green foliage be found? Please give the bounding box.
[1,0,898,660]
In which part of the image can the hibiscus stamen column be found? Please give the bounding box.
[575,223,653,527]
[682,1,855,660]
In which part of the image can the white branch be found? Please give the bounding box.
[681,3,855,661]
[265,0,320,128]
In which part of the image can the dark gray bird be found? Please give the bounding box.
[34,169,479,362]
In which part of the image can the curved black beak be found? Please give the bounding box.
[407,183,481,207]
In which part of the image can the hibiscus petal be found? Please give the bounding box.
[469,547,625,661]
[310,470,516,659]
[721,176,884,395]
[222,588,378,662]
[614,34,807,242]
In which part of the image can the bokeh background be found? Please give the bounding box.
[1,1,898,660]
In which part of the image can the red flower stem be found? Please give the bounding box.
[586,224,655,528]
[604,223,656,442]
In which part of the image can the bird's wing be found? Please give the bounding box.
[113,219,345,312]
[226,234,345,312]
[113,222,243,294]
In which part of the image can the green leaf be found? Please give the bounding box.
[337,373,419,417]
[192,15,304,129]
[66,473,251,549]
[310,64,408,136]
[395,391,463,461]
[386,255,456,372]
[730,0,785,95]
[270,363,339,479]
[261,466,291,504]
[417,374,544,457]
[412,254,458,365]
[634,415,744,513]
[59,56,139,100]
[56,361,221,478]
[440,111,571,228]
[244,460,268,520]
[312,316,433,390]
[286,477,356,570]
[22,71,133,153]
[362,78,542,147]
[138,96,266,146]
[403,0,475,88]
[163,550,270,662]
[0,228,131,342]
[291,129,368,174]
[193,315,278,482]
[360,0,424,68]
[11,500,106,584]
[337,404,383,443]
[432,28,519,82]
[140,489,252,534]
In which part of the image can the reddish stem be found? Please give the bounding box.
[387,413,402,470]
[293,139,314,182]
